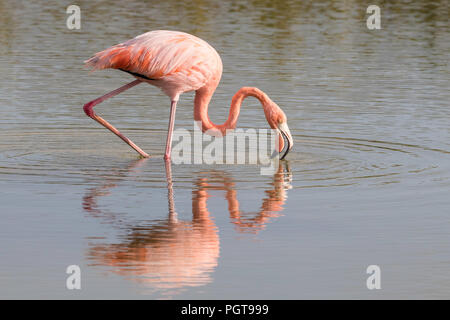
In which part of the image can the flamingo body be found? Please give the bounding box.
[85,30,222,101]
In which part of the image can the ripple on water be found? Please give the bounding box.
[286,135,450,188]
[0,129,449,189]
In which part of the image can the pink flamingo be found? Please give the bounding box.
[83,30,293,160]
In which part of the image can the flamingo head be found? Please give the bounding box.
[263,101,293,160]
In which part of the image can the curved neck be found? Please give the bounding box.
[194,86,272,135]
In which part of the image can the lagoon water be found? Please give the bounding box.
[0,0,449,299]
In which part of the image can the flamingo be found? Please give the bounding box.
[83,30,293,160]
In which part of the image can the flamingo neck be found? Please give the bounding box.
[194,86,272,135]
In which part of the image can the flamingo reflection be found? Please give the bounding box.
[83,160,292,293]
[192,163,292,234]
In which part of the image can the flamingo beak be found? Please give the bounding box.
[277,122,293,160]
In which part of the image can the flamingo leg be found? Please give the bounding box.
[164,100,177,160]
[164,158,177,219]
[83,80,150,158]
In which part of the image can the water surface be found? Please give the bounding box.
[0,0,449,299]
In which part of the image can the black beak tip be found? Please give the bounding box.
[279,130,291,160]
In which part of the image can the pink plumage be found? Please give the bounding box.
[85,30,222,100]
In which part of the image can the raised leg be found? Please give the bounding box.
[164,100,178,160]
[83,79,150,158]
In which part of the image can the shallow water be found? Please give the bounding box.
[0,0,449,299]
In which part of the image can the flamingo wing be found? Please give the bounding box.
[85,30,222,94]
